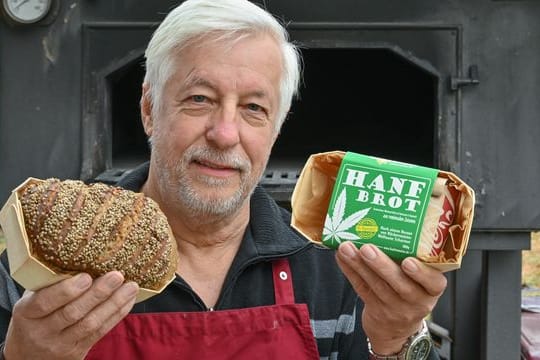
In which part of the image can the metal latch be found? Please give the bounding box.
[450,65,480,91]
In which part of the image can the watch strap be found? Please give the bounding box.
[367,320,431,360]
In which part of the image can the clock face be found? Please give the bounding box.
[406,337,432,360]
[3,0,52,24]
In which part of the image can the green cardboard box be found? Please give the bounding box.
[291,151,475,272]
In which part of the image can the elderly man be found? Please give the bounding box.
[0,0,446,359]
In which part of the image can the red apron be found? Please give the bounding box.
[86,259,320,359]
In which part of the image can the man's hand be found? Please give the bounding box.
[3,271,138,360]
[336,241,447,355]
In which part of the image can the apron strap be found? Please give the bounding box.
[271,258,295,305]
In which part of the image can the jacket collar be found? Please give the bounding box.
[117,162,310,262]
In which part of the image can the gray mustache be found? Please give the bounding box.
[186,147,251,172]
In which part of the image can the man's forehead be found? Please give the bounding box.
[183,72,214,89]
[178,33,282,74]
[180,68,275,99]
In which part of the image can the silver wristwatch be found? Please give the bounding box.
[367,320,432,360]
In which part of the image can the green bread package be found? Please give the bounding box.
[291,151,475,272]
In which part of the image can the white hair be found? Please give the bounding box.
[144,0,301,131]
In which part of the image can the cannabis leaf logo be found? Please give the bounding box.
[323,188,371,248]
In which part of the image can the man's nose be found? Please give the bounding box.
[205,104,241,148]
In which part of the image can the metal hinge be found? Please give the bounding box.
[450,65,480,91]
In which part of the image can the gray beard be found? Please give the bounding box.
[153,144,260,219]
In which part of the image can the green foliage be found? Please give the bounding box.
[523,232,540,288]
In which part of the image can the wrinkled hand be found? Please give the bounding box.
[3,271,138,360]
[336,242,447,355]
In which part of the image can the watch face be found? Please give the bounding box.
[3,0,52,24]
[406,337,432,360]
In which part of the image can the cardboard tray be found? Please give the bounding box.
[291,151,475,272]
[0,177,176,303]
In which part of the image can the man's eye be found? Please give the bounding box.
[247,103,263,112]
[191,95,207,103]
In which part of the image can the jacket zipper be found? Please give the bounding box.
[212,243,312,310]
[173,243,313,312]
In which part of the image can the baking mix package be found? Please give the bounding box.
[291,151,475,272]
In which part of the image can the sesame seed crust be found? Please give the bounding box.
[18,178,178,291]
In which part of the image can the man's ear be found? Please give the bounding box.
[140,83,153,137]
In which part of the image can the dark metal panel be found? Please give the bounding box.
[468,231,531,251]
[288,23,460,172]
[265,0,464,23]
[448,250,483,360]
[267,0,540,227]
[81,0,181,22]
[81,22,156,180]
[482,250,523,360]
[458,3,540,230]
[432,231,529,360]
[432,250,486,360]
[0,0,82,205]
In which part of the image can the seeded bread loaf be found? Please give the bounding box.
[18,178,178,291]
